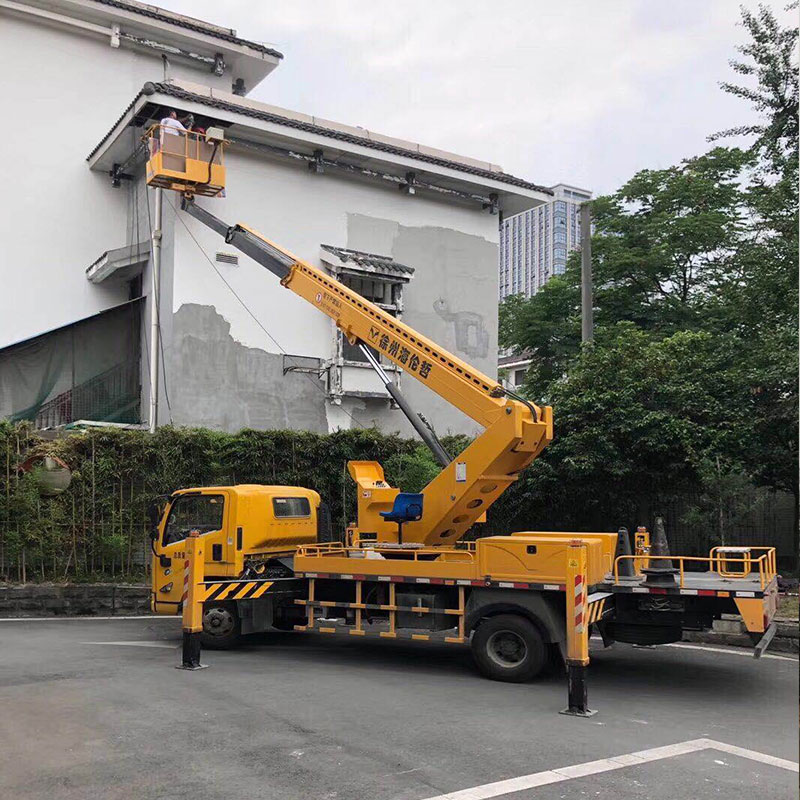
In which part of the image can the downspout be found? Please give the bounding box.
[148,188,163,434]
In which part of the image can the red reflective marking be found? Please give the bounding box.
[352,575,367,581]
[429,578,445,585]
[649,588,668,594]
[390,576,404,583]
[698,590,716,597]
[574,575,582,589]
[513,582,528,589]
[472,580,485,586]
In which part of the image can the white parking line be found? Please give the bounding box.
[80,641,177,648]
[665,642,796,662]
[418,739,798,800]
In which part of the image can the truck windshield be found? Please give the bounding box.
[163,494,224,545]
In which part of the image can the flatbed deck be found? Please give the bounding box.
[607,571,775,599]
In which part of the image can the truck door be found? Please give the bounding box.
[151,492,228,614]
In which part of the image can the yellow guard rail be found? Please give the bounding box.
[145,124,226,197]
[614,547,777,589]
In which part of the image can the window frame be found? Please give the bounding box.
[272,496,312,519]
[162,492,226,546]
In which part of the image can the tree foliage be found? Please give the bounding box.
[500,6,798,553]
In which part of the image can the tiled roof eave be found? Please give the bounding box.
[88,83,552,198]
[88,0,283,58]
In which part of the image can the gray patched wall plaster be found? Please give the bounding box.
[170,303,327,433]
[344,213,498,438]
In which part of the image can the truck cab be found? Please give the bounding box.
[150,485,323,615]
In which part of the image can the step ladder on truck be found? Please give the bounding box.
[141,125,780,716]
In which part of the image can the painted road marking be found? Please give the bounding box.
[417,739,798,800]
[80,641,177,648]
[665,642,796,662]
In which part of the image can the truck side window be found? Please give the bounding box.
[272,496,311,518]
[163,494,225,545]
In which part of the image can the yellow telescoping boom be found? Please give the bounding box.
[180,197,553,548]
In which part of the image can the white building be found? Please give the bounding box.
[0,0,553,439]
[499,183,591,300]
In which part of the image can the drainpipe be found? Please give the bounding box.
[148,188,163,434]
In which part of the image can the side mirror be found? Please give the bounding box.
[147,500,163,540]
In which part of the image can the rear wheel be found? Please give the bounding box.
[471,614,547,683]
[201,601,241,649]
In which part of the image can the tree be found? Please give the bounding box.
[496,5,798,557]
[710,3,798,170]
[501,147,749,396]
[709,4,799,528]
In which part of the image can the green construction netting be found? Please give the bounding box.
[0,300,142,427]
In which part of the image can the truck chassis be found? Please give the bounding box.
[181,535,779,710]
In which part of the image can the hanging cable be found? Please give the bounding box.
[167,197,367,431]
[197,140,220,188]
[503,387,539,423]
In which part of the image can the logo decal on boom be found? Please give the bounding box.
[368,326,433,380]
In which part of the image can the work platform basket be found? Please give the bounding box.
[145,124,226,197]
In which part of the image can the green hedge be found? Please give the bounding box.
[0,422,473,582]
[3,420,790,583]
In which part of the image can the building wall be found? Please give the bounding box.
[1,7,507,440]
[167,147,500,437]
[499,184,590,300]
[0,10,231,348]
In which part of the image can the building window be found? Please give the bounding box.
[320,245,414,397]
[338,273,405,362]
[514,368,526,386]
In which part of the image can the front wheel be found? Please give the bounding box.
[201,601,241,649]
[471,614,546,683]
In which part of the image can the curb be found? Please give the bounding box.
[683,620,799,655]
[0,583,150,617]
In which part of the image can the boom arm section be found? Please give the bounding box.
[181,198,553,546]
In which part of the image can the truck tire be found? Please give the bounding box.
[201,601,241,649]
[471,614,547,683]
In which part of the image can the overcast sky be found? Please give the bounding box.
[158,0,793,195]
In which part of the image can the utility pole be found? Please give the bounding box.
[580,202,593,343]
[148,187,162,434]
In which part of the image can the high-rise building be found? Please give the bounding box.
[499,183,592,300]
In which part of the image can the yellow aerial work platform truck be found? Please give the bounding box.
[144,127,779,715]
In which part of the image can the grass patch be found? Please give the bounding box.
[777,594,798,620]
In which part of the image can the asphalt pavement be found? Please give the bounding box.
[0,616,796,800]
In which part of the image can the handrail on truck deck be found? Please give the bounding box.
[613,547,777,589]
[296,542,476,563]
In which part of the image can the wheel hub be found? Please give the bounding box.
[487,629,528,668]
[203,606,234,637]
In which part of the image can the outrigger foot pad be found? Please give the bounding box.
[177,631,208,670]
[559,664,597,717]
